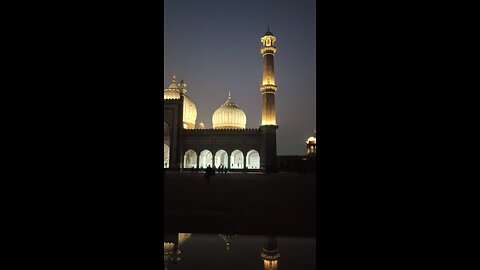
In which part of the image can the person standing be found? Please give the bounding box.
[204,165,212,184]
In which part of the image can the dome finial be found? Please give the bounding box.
[228,90,231,100]
[172,74,176,83]
[265,25,273,36]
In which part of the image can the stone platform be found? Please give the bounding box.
[164,172,316,237]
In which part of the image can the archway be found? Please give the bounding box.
[199,150,213,169]
[230,149,244,169]
[183,149,197,169]
[164,144,170,168]
[215,150,228,168]
[246,150,260,169]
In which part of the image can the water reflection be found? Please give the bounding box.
[219,234,237,252]
[261,236,280,270]
[163,233,315,270]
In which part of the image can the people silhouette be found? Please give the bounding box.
[204,165,212,184]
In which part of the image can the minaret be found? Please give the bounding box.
[259,26,278,172]
[260,25,278,126]
[261,236,280,270]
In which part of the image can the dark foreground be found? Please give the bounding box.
[164,172,316,237]
[164,233,316,270]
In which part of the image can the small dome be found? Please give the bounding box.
[212,92,246,129]
[306,131,316,144]
[163,75,197,129]
[164,75,180,99]
[197,121,205,129]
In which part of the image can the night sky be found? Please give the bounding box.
[164,0,316,155]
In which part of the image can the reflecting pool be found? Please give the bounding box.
[164,233,316,270]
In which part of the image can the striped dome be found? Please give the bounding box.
[212,92,246,129]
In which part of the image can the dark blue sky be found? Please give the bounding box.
[164,0,316,155]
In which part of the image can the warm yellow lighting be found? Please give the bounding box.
[260,46,277,55]
[261,121,276,126]
[183,123,187,129]
[178,233,192,246]
[261,35,277,46]
[164,242,174,254]
[263,259,278,270]
[212,92,247,129]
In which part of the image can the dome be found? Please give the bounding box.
[212,92,246,129]
[197,121,205,129]
[306,131,316,144]
[164,75,197,129]
[183,94,197,129]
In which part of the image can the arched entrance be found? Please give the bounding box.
[246,150,260,169]
[199,150,213,169]
[215,150,228,168]
[230,149,244,169]
[183,149,197,169]
[164,144,170,168]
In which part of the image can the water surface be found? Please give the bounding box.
[164,233,316,270]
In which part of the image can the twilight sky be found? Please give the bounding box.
[164,0,316,155]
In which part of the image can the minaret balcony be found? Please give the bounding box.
[261,251,281,260]
[260,84,277,92]
[260,46,277,55]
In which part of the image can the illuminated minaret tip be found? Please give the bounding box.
[260,26,277,126]
[261,236,280,270]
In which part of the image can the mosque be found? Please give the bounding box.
[164,28,280,172]
[164,28,316,173]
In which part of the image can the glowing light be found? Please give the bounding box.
[261,121,277,126]
[261,35,277,47]
[263,259,278,270]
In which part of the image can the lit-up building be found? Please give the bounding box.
[164,28,279,172]
[306,131,316,156]
[276,130,317,173]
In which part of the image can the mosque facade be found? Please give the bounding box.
[163,28,279,172]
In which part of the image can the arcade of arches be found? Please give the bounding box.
[164,146,260,170]
[164,144,170,168]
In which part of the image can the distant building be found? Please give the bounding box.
[164,28,279,172]
[306,131,316,157]
[277,131,316,173]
